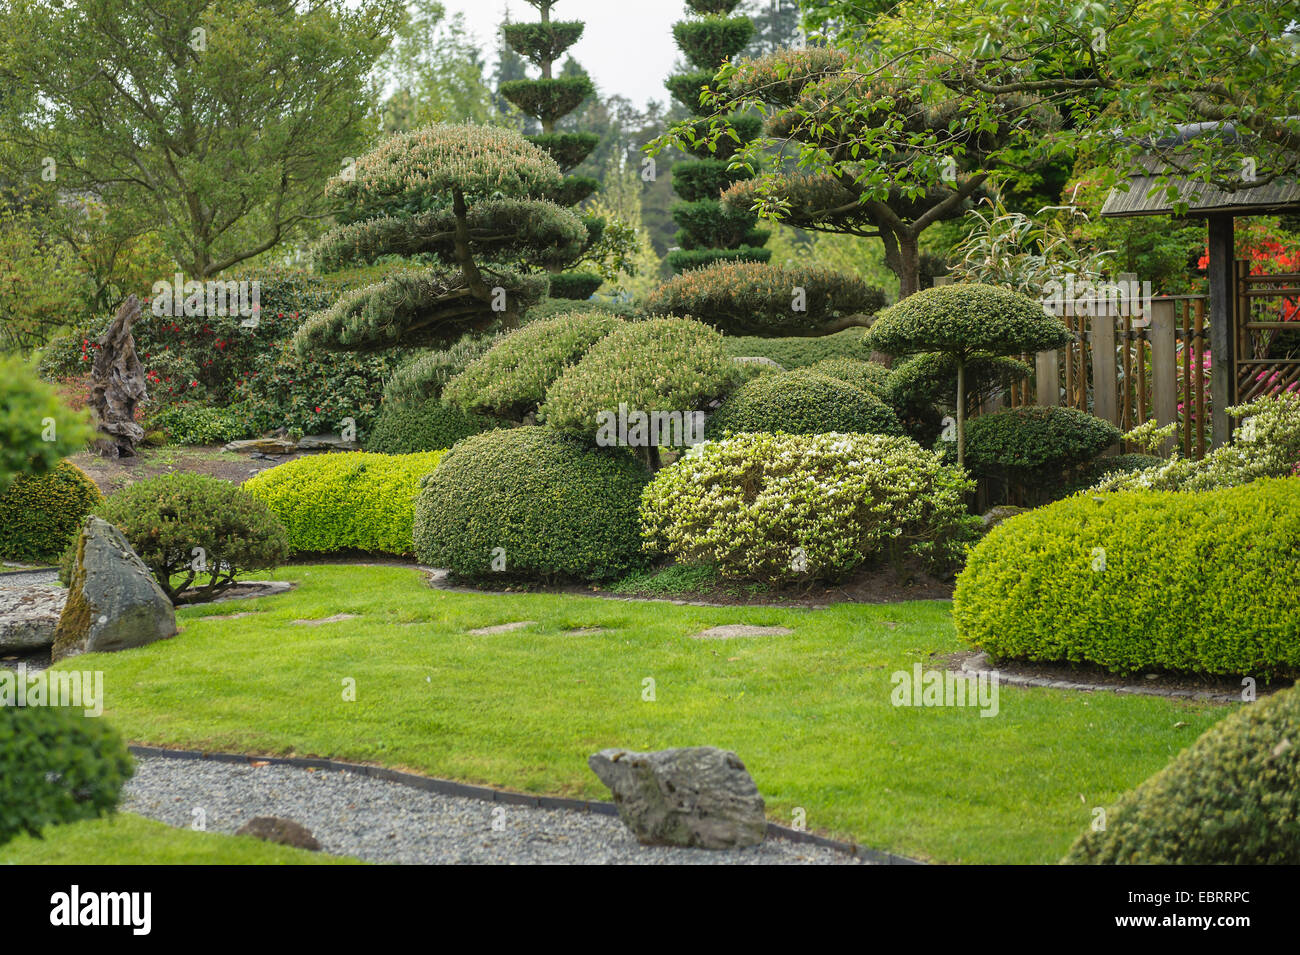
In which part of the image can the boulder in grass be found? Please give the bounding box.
[236,816,321,851]
[588,746,767,849]
[51,517,177,662]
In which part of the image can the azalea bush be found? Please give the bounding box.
[641,432,979,583]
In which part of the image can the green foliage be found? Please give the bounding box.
[0,358,91,494]
[666,69,719,114]
[665,246,771,271]
[1094,393,1300,492]
[646,261,886,336]
[381,333,500,406]
[885,352,1032,415]
[365,397,498,455]
[677,114,764,161]
[0,0,400,277]
[244,451,443,556]
[0,462,102,564]
[1063,453,1166,495]
[522,297,638,324]
[528,133,600,172]
[413,428,649,581]
[720,328,869,367]
[641,431,979,582]
[671,199,758,249]
[805,358,892,399]
[500,21,585,66]
[1063,683,1300,864]
[866,284,1074,359]
[146,403,247,445]
[444,311,624,420]
[540,317,740,439]
[671,159,751,203]
[672,17,755,70]
[953,478,1300,677]
[499,77,594,125]
[0,204,95,352]
[548,272,604,300]
[706,370,903,439]
[963,406,1121,484]
[0,706,133,849]
[95,473,290,605]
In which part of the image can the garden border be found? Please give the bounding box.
[127,744,923,865]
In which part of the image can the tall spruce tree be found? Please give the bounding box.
[664,0,770,273]
[497,0,603,299]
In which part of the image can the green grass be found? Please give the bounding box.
[0,813,360,865]
[58,565,1231,864]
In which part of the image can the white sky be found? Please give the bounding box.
[440,0,690,109]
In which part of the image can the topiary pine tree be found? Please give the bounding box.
[665,0,770,273]
[293,124,587,356]
[497,0,603,300]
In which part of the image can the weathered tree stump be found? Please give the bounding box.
[89,294,148,458]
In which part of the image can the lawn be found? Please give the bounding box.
[59,564,1231,864]
[0,813,359,865]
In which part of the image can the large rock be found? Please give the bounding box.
[296,434,360,451]
[0,584,65,651]
[51,517,177,662]
[223,437,298,455]
[588,746,767,849]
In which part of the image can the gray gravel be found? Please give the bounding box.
[122,756,867,865]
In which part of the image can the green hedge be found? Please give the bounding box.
[0,462,102,563]
[706,369,903,438]
[963,406,1121,474]
[365,397,498,455]
[0,706,133,848]
[413,427,649,581]
[720,328,869,369]
[805,357,892,399]
[953,478,1300,676]
[1064,682,1300,864]
[243,451,443,556]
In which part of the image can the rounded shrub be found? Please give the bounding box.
[95,473,290,605]
[805,357,892,399]
[953,477,1300,676]
[642,432,979,582]
[1063,682,1300,864]
[443,311,624,420]
[548,272,604,300]
[964,406,1121,474]
[540,317,739,440]
[720,328,868,369]
[0,462,102,563]
[0,705,134,848]
[243,451,443,556]
[705,369,903,438]
[413,427,649,581]
[365,397,497,454]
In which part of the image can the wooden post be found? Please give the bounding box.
[1090,313,1118,427]
[1035,349,1059,406]
[1149,299,1178,455]
[1207,214,1236,446]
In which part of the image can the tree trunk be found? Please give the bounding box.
[956,357,966,468]
[89,294,148,458]
[896,230,921,300]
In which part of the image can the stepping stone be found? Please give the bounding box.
[467,621,536,635]
[291,613,359,626]
[690,625,793,640]
[561,627,610,635]
[199,611,263,621]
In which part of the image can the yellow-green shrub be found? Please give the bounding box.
[243,451,444,555]
[953,478,1300,676]
[0,462,102,563]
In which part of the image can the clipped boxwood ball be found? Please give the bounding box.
[953,477,1300,676]
[0,705,134,848]
[706,369,903,438]
[413,427,649,581]
[0,462,102,563]
[1063,682,1300,864]
[963,406,1121,474]
[805,357,892,399]
[365,396,498,454]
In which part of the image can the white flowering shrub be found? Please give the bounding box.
[1092,392,1300,493]
[640,432,980,583]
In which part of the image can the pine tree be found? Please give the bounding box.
[664,0,771,273]
[497,0,603,299]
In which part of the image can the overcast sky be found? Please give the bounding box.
[440,0,689,109]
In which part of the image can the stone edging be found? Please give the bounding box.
[127,745,923,865]
[957,652,1245,704]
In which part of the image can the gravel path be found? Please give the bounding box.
[0,568,58,588]
[123,756,867,865]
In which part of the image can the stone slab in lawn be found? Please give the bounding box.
[0,584,65,650]
[562,627,610,635]
[690,625,793,640]
[291,613,360,626]
[467,621,537,635]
